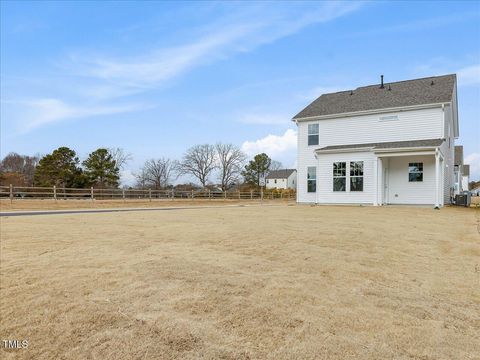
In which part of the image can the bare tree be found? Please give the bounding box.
[108,148,132,170]
[134,168,149,189]
[140,158,177,189]
[270,160,283,171]
[0,152,40,186]
[215,143,246,191]
[178,144,217,188]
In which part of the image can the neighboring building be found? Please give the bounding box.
[294,74,459,208]
[266,169,297,190]
[454,145,464,195]
[453,145,470,195]
[472,183,480,196]
[462,164,470,192]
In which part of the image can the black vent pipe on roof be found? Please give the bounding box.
[380,75,384,89]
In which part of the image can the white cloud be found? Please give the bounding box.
[16,98,143,132]
[465,153,480,181]
[4,2,364,134]
[457,65,480,87]
[350,12,480,38]
[120,169,137,187]
[66,2,364,97]
[413,61,480,87]
[241,129,297,158]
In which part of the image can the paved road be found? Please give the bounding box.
[0,203,278,217]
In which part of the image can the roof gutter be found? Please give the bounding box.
[315,145,442,155]
[293,102,449,122]
[373,146,440,154]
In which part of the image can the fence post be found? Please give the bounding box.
[91,187,94,201]
[53,185,57,201]
[261,188,263,203]
[250,190,253,200]
[9,184,13,202]
[171,189,174,201]
[209,189,211,200]
[280,191,283,200]
[191,190,194,200]
[122,189,125,202]
[149,189,152,202]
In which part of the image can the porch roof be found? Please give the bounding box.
[316,139,444,152]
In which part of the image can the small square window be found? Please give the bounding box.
[408,162,423,182]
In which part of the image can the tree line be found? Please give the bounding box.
[0,144,283,190]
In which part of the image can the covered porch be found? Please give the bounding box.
[373,141,445,208]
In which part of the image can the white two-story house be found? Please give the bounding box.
[266,169,297,190]
[294,74,459,208]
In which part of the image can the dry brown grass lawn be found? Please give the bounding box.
[0,198,288,211]
[1,205,479,359]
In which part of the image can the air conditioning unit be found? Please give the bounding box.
[455,192,471,207]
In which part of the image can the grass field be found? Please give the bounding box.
[1,205,479,359]
[0,198,289,211]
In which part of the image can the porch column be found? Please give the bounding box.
[441,158,445,207]
[373,157,378,206]
[435,151,440,209]
[378,157,383,205]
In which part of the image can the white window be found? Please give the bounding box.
[308,124,319,146]
[307,167,316,192]
[333,162,346,191]
[350,161,364,191]
[409,163,423,182]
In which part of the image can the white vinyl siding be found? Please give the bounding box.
[441,104,455,204]
[386,156,436,204]
[296,107,446,204]
[297,123,318,202]
[317,107,443,147]
[316,152,375,204]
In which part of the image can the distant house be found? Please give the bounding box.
[266,169,297,190]
[472,183,480,196]
[454,145,470,195]
[293,74,460,208]
[454,145,464,195]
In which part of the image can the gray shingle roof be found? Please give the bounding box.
[293,74,456,119]
[454,145,464,166]
[266,169,296,179]
[463,164,470,176]
[317,139,444,152]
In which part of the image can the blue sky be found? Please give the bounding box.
[1,0,479,183]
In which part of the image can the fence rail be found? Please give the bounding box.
[0,185,296,201]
